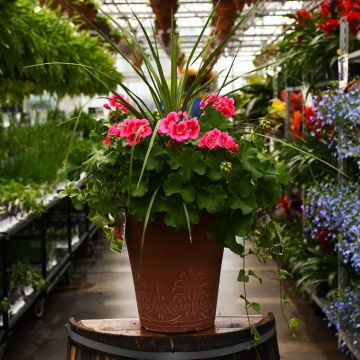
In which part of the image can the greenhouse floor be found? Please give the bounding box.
[5,234,345,360]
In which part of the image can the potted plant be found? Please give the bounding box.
[62,6,288,334]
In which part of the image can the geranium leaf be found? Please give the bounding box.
[229,195,256,215]
[197,185,227,213]
[172,148,206,181]
[199,107,232,132]
[163,173,183,196]
[232,212,253,237]
[181,187,196,203]
[238,140,263,178]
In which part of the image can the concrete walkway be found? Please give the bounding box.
[5,235,345,360]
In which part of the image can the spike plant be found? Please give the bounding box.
[62,1,287,250]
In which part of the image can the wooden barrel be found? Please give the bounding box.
[66,314,280,360]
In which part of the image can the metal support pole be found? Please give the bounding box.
[40,216,48,279]
[1,235,10,332]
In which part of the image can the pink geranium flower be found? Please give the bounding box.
[159,111,179,135]
[104,94,131,113]
[159,111,200,142]
[186,118,200,139]
[102,124,122,145]
[168,121,190,142]
[198,129,221,149]
[200,93,235,118]
[103,119,152,146]
[200,93,218,110]
[120,118,152,145]
[198,129,238,153]
[220,132,238,153]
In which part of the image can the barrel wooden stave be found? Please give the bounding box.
[66,315,280,360]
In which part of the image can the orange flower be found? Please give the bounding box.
[290,111,303,139]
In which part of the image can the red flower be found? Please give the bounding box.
[297,9,312,19]
[319,1,331,16]
[280,90,303,112]
[319,18,340,33]
[346,11,360,34]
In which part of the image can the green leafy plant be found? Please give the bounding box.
[0,0,122,103]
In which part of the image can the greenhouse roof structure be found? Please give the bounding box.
[101,0,322,60]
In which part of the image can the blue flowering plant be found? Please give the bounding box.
[305,180,360,271]
[325,282,360,354]
[309,86,360,169]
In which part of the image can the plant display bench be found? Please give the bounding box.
[0,185,97,347]
[66,314,280,360]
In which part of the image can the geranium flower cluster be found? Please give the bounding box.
[305,180,360,270]
[102,93,239,153]
[200,93,235,118]
[311,87,360,168]
[158,111,200,142]
[198,129,238,153]
[324,283,360,353]
[103,118,152,146]
[103,94,131,113]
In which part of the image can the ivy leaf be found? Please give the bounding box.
[288,317,301,331]
[248,270,262,284]
[250,302,262,314]
[250,325,261,342]
[282,294,290,305]
[89,211,110,227]
[197,185,228,213]
[237,269,249,282]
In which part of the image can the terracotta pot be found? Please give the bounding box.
[126,215,224,333]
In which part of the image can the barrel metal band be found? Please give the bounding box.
[66,323,276,360]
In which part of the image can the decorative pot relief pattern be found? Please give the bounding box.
[136,266,217,324]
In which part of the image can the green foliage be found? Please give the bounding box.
[274,136,337,186]
[63,113,287,252]
[0,179,50,217]
[0,0,121,103]
[232,77,274,126]
[0,122,89,182]
[9,261,46,292]
[281,227,338,296]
